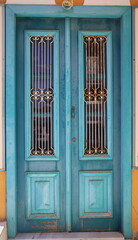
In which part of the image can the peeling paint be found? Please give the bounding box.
[81,212,112,218]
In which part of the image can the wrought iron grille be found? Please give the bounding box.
[30,35,54,156]
[84,36,108,155]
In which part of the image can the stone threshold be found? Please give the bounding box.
[0,221,7,240]
[9,232,124,240]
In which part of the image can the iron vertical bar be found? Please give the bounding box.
[94,38,97,151]
[97,39,100,149]
[103,41,106,149]
[44,39,46,152]
[100,38,103,151]
[31,39,34,152]
[38,39,41,151]
[92,40,94,150]
[85,40,88,152]
[34,38,37,153]
[50,40,53,151]
[88,39,91,152]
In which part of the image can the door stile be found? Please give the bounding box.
[65,17,72,231]
[120,8,132,238]
[6,6,17,238]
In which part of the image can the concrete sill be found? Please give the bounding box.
[9,232,124,240]
[0,221,7,240]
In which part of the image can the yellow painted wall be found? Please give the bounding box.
[55,0,84,5]
[0,171,6,221]
[130,0,138,5]
[132,169,138,233]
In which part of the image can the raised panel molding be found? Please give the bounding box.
[79,171,113,218]
[26,172,60,219]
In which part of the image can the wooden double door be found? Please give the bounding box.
[16,17,121,232]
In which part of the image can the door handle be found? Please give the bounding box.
[71,106,75,119]
[72,137,76,142]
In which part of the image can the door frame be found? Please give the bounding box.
[6,5,132,238]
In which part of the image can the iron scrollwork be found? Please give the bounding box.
[84,35,108,156]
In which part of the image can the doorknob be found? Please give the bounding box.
[71,106,75,118]
[72,137,76,142]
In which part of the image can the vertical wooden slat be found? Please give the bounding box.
[121,8,132,238]
[0,6,4,170]
[65,17,71,231]
[134,8,138,167]
[6,6,17,238]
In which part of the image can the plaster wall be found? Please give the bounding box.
[132,169,138,233]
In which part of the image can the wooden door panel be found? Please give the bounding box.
[16,17,66,232]
[79,171,113,218]
[26,172,60,219]
[71,18,121,231]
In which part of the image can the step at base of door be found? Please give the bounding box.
[0,221,7,240]
[9,232,124,240]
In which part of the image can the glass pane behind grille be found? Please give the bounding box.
[30,35,54,156]
[84,36,108,155]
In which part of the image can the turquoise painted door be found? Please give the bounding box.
[16,17,121,232]
[70,18,121,231]
[17,17,66,232]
